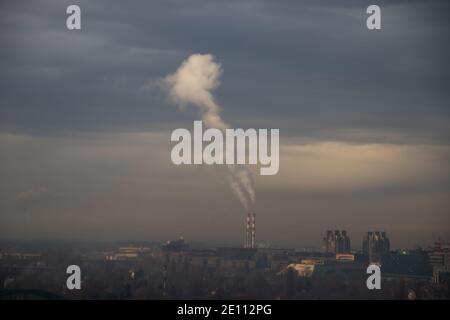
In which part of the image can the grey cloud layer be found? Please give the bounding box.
[1,0,449,143]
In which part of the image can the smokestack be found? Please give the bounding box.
[251,213,256,249]
[245,213,251,248]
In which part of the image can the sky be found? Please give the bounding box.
[0,0,449,249]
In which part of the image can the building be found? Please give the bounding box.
[106,246,151,261]
[336,253,355,262]
[162,237,189,252]
[429,242,450,284]
[323,230,351,254]
[362,231,390,263]
[381,253,431,279]
[279,263,315,277]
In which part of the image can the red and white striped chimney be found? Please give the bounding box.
[251,213,256,249]
[245,213,251,248]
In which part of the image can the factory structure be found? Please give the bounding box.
[244,213,256,249]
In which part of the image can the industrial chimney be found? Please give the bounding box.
[251,213,256,249]
[245,213,251,248]
[244,212,256,248]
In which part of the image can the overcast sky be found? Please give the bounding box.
[0,0,449,249]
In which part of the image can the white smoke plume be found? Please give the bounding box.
[165,54,255,210]
[165,54,228,131]
[228,174,249,210]
[228,165,255,210]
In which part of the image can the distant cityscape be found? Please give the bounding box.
[1,230,449,299]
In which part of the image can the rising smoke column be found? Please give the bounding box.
[165,54,255,210]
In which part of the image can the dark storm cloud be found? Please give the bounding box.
[0,0,449,143]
